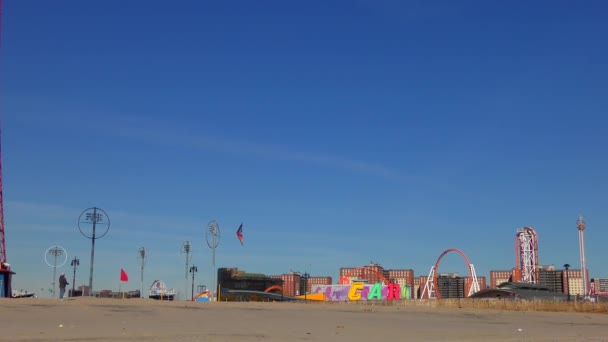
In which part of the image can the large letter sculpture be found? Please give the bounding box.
[348,283,364,301]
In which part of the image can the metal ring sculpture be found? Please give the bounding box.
[432,248,473,299]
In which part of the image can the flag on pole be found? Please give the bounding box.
[120,268,129,282]
[236,223,244,246]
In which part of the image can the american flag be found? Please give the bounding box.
[236,223,244,246]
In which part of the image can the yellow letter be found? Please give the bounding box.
[348,282,364,301]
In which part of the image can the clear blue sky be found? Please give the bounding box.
[2,0,607,297]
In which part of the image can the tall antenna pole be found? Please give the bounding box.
[78,207,110,296]
[180,241,191,300]
[138,247,146,298]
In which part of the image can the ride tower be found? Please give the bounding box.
[515,227,539,284]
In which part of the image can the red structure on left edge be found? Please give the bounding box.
[0,0,14,298]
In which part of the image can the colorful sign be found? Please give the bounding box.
[311,283,412,301]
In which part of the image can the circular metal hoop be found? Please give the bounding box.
[44,245,68,268]
[78,207,111,239]
[205,220,220,249]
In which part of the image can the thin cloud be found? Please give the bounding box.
[14,111,406,181]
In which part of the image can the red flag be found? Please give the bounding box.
[120,268,129,282]
[236,223,244,246]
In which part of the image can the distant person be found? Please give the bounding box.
[59,272,69,299]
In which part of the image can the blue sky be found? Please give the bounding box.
[1,0,607,297]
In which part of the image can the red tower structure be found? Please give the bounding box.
[514,227,539,284]
[0,0,14,298]
[0,0,6,266]
[0,124,5,265]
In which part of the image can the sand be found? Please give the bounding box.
[1,297,607,341]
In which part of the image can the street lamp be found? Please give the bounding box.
[138,247,146,299]
[303,272,310,303]
[563,264,571,301]
[181,241,192,301]
[70,257,79,297]
[189,265,198,301]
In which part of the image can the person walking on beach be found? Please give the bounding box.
[59,272,69,299]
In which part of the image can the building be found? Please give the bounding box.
[309,276,332,288]
[413,278,422,299]
[417,274,486,299]
[78,285,90,296]
[339,263,413,287]
[563,269,589,296]
[269,273,332,297]
[217,267,283,294]
[387,269,414,289]
[597,278,608,293]
[465,276,487,293]
[437,273,465,298]
[489,270,513,289]
[538,265,563,293]
[418,276,429,299]
[470,282,568,301]
[339,262,387,284]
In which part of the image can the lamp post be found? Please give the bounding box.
[189,265,198,301]
[303,272,310,303]
[138,247,146,299]
[181,241,192,301]
[563,264,570,301]
[70,257,79,297]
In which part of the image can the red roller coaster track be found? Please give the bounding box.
[431,248,475,299]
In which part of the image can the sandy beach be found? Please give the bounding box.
[1,297,607,341]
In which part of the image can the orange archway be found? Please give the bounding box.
[264,285,283,293]
[432,248,474,299]
[340,267,391,285]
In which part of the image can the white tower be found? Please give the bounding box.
[577,215,588,297]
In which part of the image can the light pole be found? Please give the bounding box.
[563,264,570,301]
[138,247,146,298]
[78,207,110,296]
[303,272,310,302]
[181,241,192,301]
[44,245,67,298]
[70,257,79,297]
[189,265,198,301]
[205,221,220,301]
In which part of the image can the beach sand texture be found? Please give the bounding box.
[1,298,607,341]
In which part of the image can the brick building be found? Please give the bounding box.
[538,265,563,293]
[564,269,589,296]
[387,269,414,288]
[489,270,513,288]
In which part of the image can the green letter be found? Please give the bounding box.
[367,283,382,300]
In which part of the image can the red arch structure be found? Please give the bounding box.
[432,248,475,299]
[340,267,391,285]
[264,285,283,293]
